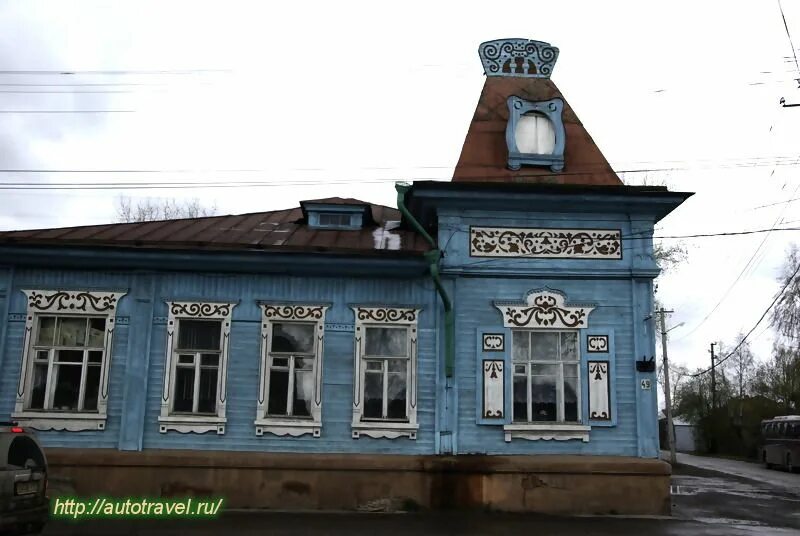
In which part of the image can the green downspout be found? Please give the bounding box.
[395,183,455,378]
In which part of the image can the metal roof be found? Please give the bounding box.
[0,198,430,257]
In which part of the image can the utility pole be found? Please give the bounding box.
[710,343,717,411]
[657,307,677,466]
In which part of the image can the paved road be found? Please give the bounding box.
[662,450,800,492]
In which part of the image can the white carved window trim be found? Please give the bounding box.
[12,289,127,432]
[255,304,328,438]
[158,301,235,435]
[351,306,420,440]
[495,289,594,443]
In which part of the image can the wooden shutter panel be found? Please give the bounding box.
[476,329,509,425]
[583,328,616,427]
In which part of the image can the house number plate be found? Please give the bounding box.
[640,379,652,390]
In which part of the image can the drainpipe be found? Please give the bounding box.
[395,183,455,378]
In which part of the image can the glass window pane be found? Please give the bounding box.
[267,369,289,416]
[56,350,83,363]
[177,320,221,351]
[531,332,558,361]
[83,365,101,411]
[201,353,219,367]
[388,360,406,374]
[512,332,529,362]
[563,363,579,379]
[88,351,103,364]
[560,332,578,361]
[513,375,528,423]
[29,363,48,410]
[271,323,314,353]
[35,350,49,361]
[36,317,56,346]
[365,360,383,372]
[197,367,218,414]
[173,367,195,412]
[87,318,106,347]
[178,354,195,365]
[564,376,579,422]
[294,357,313,370]
[52,365,81,411]
[364,327,407,357]
[363,371,383,418]
[57,318,88,347]
[514,364,526,375]
[271,357,289,368]
[531,364,559,376]
[293,369,313,417]
[531,375,557,421]
[386,371,407,420]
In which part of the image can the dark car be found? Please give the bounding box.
[0,422,48,534]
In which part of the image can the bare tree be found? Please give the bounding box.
[115,196,218,223]
[771,244,800,344]
[723,331,755,418]
[658,360,689,413]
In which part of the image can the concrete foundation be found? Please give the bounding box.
[46,449,671,515]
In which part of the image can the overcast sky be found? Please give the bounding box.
[1,1,799,375]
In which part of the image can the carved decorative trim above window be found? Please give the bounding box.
[478,38,559,78]
[255,303,328,438]
[12,289,127,431]
[351,306,420,440]
[495,289,595,329]
[159,301,236,435]
[470,227,622,259]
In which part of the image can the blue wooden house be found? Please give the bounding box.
[0,39,691,514]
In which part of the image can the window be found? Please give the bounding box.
[351,306,420,440]
[317,213,352,228]
[172,320,222,415]
[28,316,106,412]
[256,304,327,438]
[13,289,125,431]
[159,301,236,435]
[514,113,555,155]
[505,96,565,172]
[512,331,580,423]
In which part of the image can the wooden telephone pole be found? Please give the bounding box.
[656,308,677,465]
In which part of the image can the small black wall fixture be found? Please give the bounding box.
[636,355,656,373]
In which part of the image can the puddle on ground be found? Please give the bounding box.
[694,517,766,527]
[671,475,800,502]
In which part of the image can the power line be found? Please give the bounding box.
[0,69,230,75]
[779,0,800,76]
[0,110,135,114]
[690,257,800,377]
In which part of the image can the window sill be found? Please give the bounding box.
[255,418,321,438]
[503,423,590,443]
[11,412,106,432]
[158,415,226,435]
[352,421,418,440]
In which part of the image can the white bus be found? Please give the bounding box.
[761,415,800,472]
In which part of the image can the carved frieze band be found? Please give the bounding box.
[587,335,609,353]
[478,38,559,78]
[495,289,595,329]
[470,227,622,259]
[354,307,418,324]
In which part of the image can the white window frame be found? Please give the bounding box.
[351,306,420,440]
[255,303,328,438]
[12,289,126,431]
[495,289,592,442]
[158,301,235,435]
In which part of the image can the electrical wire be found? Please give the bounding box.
[690,257,800,377]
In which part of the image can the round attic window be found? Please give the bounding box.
[515,112,556,155]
